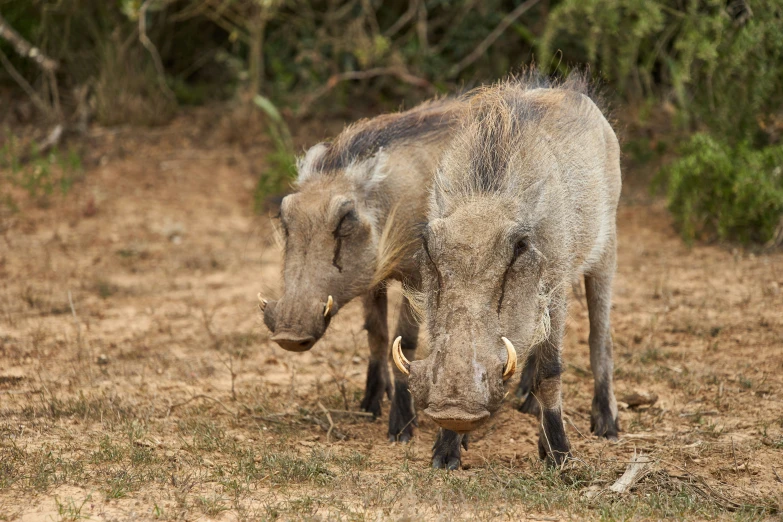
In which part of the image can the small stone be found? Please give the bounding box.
[97,354,109,365]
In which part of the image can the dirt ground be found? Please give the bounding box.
[1,109,782,521]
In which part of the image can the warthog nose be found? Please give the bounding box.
[424,406,490,433]
[271,333,316,352]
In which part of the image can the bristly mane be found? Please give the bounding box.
[300,98,460,178]
[437,69,608,200]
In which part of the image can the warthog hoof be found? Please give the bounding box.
[590,397,619,440]
[431,430,468,470]
[538,438,572,468]
[538,409,572,468]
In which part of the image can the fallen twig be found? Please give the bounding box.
[679,410,719,417]
[0,389,43,395]
[609,450,653,494]
[318,401,336,443]
[167,394,238,419]
[67,290,80,347]
[302,410,347,441]
[664,461,745,511]
[327,409,374,418]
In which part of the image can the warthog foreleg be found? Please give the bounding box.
[388,295,418,442]
[431,429,468,470]
[585,241,620,439]
[360,287,392,418]
[515,350,540,416]
[531,290,571,467]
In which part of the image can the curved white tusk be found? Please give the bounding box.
[257,293,268,311]
[391,336,410,376]
[501,336,517,381]
[323,295,334,318]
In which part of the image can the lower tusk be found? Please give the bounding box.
[391,336,410,376]
[258,293,268,311]
[323,295,334,318]
[501,336,517,381]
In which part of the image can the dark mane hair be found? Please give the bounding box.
[312,98,460,173]
[447,68,608,197]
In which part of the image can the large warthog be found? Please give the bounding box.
[393,75,621,467]
[262,98,465,441]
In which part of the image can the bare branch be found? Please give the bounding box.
[139,0,177,102]
[384,0,417,37]
[0,48,50,115]
[0,14,58,72]
[449,0,542,77]
[296,67,432,117]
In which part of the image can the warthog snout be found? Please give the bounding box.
[262,295,337,352]
[424,407,490,433]
[270,333,317,352]
[396,335,517,432]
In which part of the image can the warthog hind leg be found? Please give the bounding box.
[388,295,419,442]
[585,242,619,439]
[360,287,392,418]
[431,429,468,470]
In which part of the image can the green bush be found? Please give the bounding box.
[252,94,296,211]
[541,0,783,144]
[0,135,83,211]
[654,133,783,245]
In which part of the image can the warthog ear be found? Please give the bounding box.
[346,149,389,196]
[296,142,330,183]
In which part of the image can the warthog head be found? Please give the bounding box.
[262,152,384,352]
[395,85,565,432]
[263,99,461,352]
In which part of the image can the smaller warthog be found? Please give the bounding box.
[262,98,464,441]
[394,74,621,468]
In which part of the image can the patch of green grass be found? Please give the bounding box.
[21,394,137,426]
[0,444,86,493]
[178,418,231,453]
[0,134,83,211]
[54,494,91,521]
[91,436,125,464]
[639,347,667,364]
[196,494,229,517]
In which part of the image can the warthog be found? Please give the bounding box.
[393,74,621,468]
[262,98,465,441]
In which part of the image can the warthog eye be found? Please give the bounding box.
[421,235,442,307]
[514,238,529,259]
[274,211,289,239]
[332,209,356,272]
[498,237,530,315]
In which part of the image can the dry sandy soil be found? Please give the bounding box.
[1,110,782,521]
